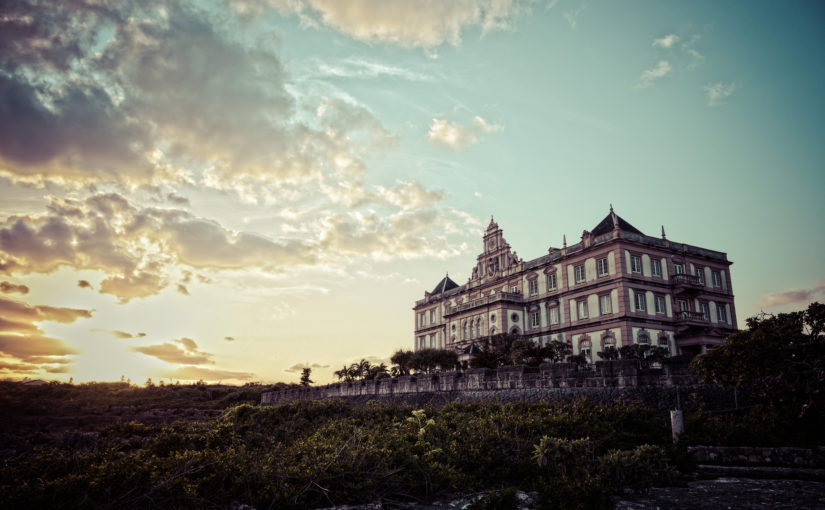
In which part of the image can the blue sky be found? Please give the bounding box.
[0,0,823,383]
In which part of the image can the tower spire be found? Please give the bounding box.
[661,225,666,239]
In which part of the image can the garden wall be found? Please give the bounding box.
[262,359,737,413]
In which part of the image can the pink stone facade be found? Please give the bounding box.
[413,210,737,361]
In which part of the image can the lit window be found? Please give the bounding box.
[600,294,612,315]
[549,306,559,325]
[674,263,683,275]
[529,279,539,296]
[717,305,727,322]
[577,300,589,319]
[631,255,642,273]
[547,273,557,290]
[712,271,722,288]
[531,311,540,327]
[575,265,586,283]
[634,292,646,311]
[696,267,705,285]
[651,259,662,277]
[597,258,609,277]
[655,296,666,314]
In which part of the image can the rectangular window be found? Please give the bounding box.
[600,294,612,315]
[429,310,435,323]
[547,273,557,290]
[699,302,709,320]
[577,300,589,319]
[575,264,586,283]
[634,292,646,311]
[678,299,688,311]
[510,285,519,293]
[531,311,540,327]
[549,306,559,325]
[655,295,666,314]
[631,255,642,273]
[597,258,609,277]
[696,266,705,285]
[717,305,727,322]
[529,279,539,296]
[712,271,722,288]
[418,313,424,327]
[651,259,662,277]
[674,263,683,275]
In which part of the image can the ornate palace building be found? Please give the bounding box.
[413,208,737,361]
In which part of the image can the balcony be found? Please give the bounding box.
[671,274,704,294]
[673,311,709,326]
[445,292,523,316]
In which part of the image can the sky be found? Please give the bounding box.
[1,0,824,385]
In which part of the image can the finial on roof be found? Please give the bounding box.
[609,203,613,213]
[563,234,567,248]
[661,225,666,239]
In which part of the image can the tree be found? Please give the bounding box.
[691,302,825,420]
[334,365,352,382]
[390,350,414,376]
[300,367,313,386]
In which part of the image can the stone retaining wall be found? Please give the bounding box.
[262,359,738,412]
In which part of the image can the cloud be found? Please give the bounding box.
[92,329,134,339]
[131,337,213,365]
[653,34,679,48]
[563,5,585,29]
[311,57,435,81]
[224,336,236,342]
[0,193,319,301]
[636,60,672,88]
[427,116,501,150]
[176,284,190,296]
[0,281,29,294]
[266,0,526,48]
[77,280,93,290]
[157,365,254,382]
[0,296,89,370]
[703,82,736,106]
[760,279,825,308]
[284,362,331,373]
[0,1,393,196]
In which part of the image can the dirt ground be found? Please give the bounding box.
[615,477,825,510]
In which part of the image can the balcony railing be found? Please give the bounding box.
[673,311,708,323]
[671,274,704,291]
[445,292,523,315]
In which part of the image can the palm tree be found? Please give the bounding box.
[334,365,351,382]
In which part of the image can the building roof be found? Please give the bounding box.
[590,210,644,236]
[431,275,459,295]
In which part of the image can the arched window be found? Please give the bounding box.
[601,333,616,351]
[476,319,482,338]
[463,321,468,340]
[579,336,592,363]
[658,332,670,355]
[637,330,651,345]
[470,319,475,340]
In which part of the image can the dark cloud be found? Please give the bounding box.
[0,297,89,369]
[92,329,134,339]
[224,336,235,342]
[0,281,29,294]
[166,193,190,206]
[131,337,212,365]
[77,280,93,289]
[284,362,331,373]
[761,279,825,308]
[176,284,190,296]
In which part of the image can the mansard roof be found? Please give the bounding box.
[590,210,644,236]
[431,275,459,295]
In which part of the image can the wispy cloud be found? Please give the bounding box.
[131,337,213,365]
[563,5,585,29]
[284,362,331,373]
[313,58,435,82]
[703,82,737,106]
[760,279,825,308]
[636,60,672,88]
[427,116,501,150]
[653,34,679,49]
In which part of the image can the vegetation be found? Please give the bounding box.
[686,302,825,446]
[333,359,390,382]
[390,348,460,375]
[0,398,683,509]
